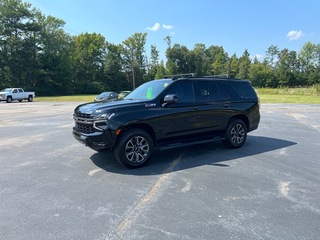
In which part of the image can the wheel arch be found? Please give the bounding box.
[6,95,13,103]
[116,123,156,146]
[28,95,33,101]
[228,114,249,130]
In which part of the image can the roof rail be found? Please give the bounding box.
[164,73,195,80]
[202,74,233,79]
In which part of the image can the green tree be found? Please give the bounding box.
[35,13,72,95]
[155,60,167,79]
[147,44,159,80]
[249,57,273,87]
[238,49,251,79]
[205,45,226,75]
[275,49,300,87]
[265,45,279,69]
[315,43,320,84]
[229,54,239,77]
[299,42,319,85]
[104,43,127,92]
[70,32,106,93]
[191,43,210,76]
[0,0,41,88]
[163,35,176,75]
[122,32,148,89]
[211,48,228,75]
[165,43,193,74]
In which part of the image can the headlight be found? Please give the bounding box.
[97,112,115,120]
[93,113,115,131]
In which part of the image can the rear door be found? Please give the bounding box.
[192,80,232,131]
[17,88,25,99]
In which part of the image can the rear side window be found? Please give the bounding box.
[194,81,220,101]
[217,82,231,100]
[229,81,257,98]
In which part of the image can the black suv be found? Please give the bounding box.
[73,74,260,168]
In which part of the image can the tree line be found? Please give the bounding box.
[1,0,320,96]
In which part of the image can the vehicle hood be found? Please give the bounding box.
[74,99,156,115]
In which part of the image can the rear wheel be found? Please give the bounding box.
[28,95,33,102]
[6,96,12,103]
[114,129,153,168]
[222,119,247,148]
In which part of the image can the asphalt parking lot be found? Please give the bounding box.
[1,101,320,240]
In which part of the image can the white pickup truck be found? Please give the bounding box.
[0,88,35,103]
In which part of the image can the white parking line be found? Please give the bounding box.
[285,113,320,131]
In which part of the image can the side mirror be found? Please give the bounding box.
[163,94,178,103]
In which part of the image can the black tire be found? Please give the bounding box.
[28,95,33,102]
[114,129,153,168]
[222,119,247,148]
[6,96,12,103]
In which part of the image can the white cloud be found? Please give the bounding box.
[146,23,174,31]
[287,30,303,41]
[163,24,173,30]
[147,23,161,31]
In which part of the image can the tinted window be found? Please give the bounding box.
[229,81,257,98]
[166,81,194,102]
[217,82,231,100]
[194,81,220,101]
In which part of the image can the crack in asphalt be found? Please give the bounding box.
[105,153,184,240]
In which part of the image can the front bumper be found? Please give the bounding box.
[72,127,116,150]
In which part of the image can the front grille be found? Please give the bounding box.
[76,122,94,134]
[75,112,92,119]
[74,111,95,134]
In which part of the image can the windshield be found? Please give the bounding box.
[98,92,111,97]
[1,88,12,93]
[125,79,172,100]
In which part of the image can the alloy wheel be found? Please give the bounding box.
[230,123,245,145]
[125,136,150,163]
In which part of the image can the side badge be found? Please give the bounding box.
[145,103,156,108]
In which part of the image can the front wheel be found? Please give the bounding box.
[114,129,153,168]
[222,119,247,148]
[6,96,12,103]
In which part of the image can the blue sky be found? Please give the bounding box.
[26,0,320,61]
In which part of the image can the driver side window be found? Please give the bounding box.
[166,81,195,102]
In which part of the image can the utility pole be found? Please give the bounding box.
[131,51,136,89]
